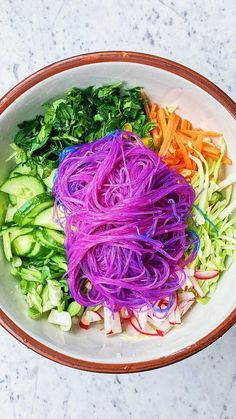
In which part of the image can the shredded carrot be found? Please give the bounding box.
[202,142,221,156]
[159,113,180,157]
[180,119,190,130]
[193,133,204,153]
[157,108,167,137]
[175,134,192,169]
[206,153,232,165]
[222,155,232,165]
[142,93,231,176]
[180,130,222,138]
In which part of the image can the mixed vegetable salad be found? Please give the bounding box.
[0,83,235,337]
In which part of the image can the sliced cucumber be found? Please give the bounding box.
[14,193,54,226]
[43,169,57,190]
[5,205,17,223]
[12,234,35,256]
[0,191,9,228]
[27,242,50,258]
[12,234,36,256]
[10,227,35,242]
[0,175,45,200]
[34,206,63,231]
[2,231,12,261]
[35,230,60,251]
[44,228,65,246]
[27,242,42,257]
[9,194,17,205]
[9,163,37,178]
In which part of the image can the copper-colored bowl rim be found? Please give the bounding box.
[0,51,236,373]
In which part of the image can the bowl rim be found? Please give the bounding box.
[0,51,236,373]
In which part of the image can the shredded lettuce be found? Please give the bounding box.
[189,147,236,302]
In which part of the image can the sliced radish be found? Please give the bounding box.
[179,291,195,301]
[79,308,102,330]
[120,307,131,319]
[189,276,205,298]
[133,309,148,330]
[184,268,195,277]
[129,317,164,336]
[147,316,172,335]
[179,299,195,317]
[104,308,122,336]
[194,270,219,280]
[168,306,181,325]
[123,320,140,336]
[182,276,193,291]
[178,291,195,317]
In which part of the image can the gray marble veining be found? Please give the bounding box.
[0,1,236,418]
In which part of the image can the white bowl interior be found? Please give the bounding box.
[0,62,236,364]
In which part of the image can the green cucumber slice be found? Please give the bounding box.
[9,163,37,178]
[27,242,42,257]
[27,242,50,258]
[11,234,36,256]
[5,205,17,223]
[10,227,35,242]
[34,206,63,231]
[0,192,9,228]
[44,228,65,246]
[35,230,60,251]
[43,169,57,190]
[14,193,54,226]
[9,194,17,205]
[0,175,45,200]
[2,231,12,261]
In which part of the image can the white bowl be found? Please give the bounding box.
[0,52,235,372]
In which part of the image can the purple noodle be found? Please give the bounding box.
[53,131,196,312]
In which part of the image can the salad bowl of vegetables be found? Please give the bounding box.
[0,52,235,372]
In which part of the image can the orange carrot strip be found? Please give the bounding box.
[193,133,204,153]
[202,142,222,155]
[180,119,189,130]
[175,132,192,144]
[222,155,232,165]
[180,130,222,137]
[205,153,232,165]
[186,121,192,130]
[159,113,180,157]
[157,108,167,136]
[175,134,192,169]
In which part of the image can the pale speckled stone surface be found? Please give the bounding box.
[0,1,236,418]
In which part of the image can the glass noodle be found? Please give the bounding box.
[53,131,196,312]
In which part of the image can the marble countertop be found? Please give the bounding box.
[0,0,235,418]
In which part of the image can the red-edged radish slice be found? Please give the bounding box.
[179,291,195,301]
[189,276,205,298]
[182,276,193,291]
[120,307,131,319]
[168,306,181,325]
[133,309,148,330]
[184,268,195,277]
[178,291,195,317]
[179,299,195,317]
[129,317,165,336]
[194,270,219,280]
[147,316,172,335]
[104,308,122,336]
[79,308,102,330]
[123,320,140,336]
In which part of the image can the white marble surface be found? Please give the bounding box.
[0,0,236,418]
